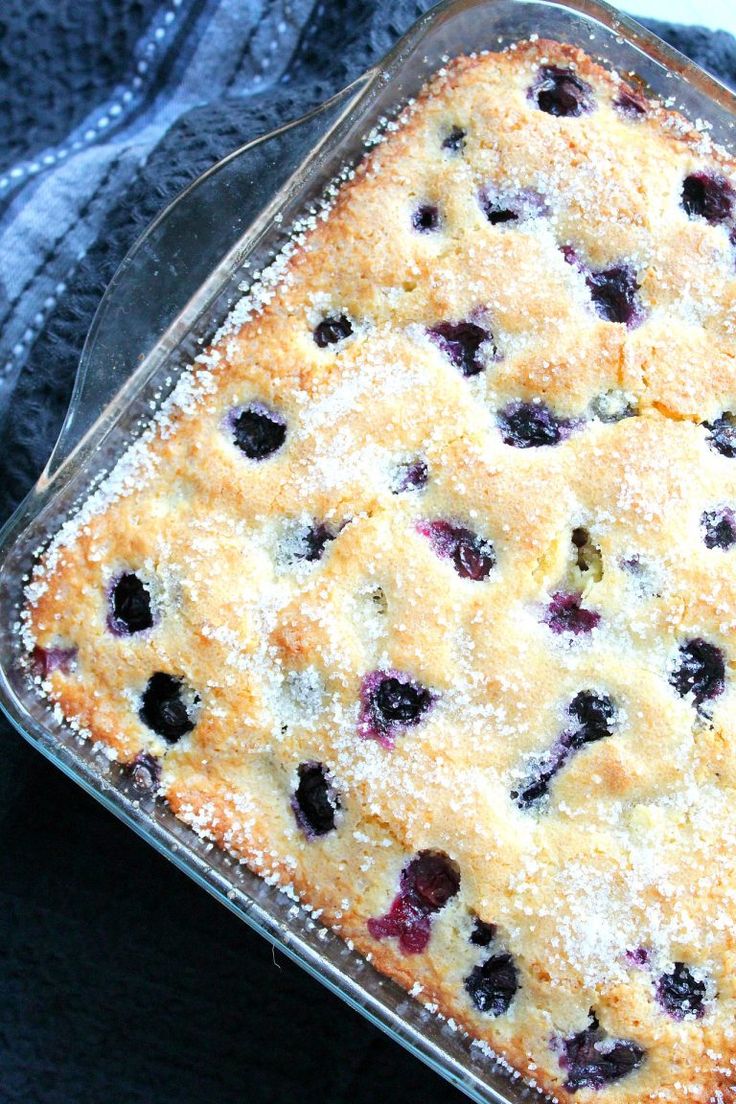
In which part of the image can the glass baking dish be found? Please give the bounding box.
[2,1,735,1099]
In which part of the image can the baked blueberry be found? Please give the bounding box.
[513,775,551,807]
[512,739,570,808]
[656,962,708,1020]
[359,670,435,744]
[702,506,736,550]
[31,644,77,678]
[412,204,441,232]
[530,66,595,117]
[294,523,336,563]
[682,172,735,224]
[126,752,161,791]
[375,677,430,725]
[543,592,601,635]
[512,771,555,808]
[567,690,617,745]
[231,403,286,460]
[498,402,570,448]
[470,918,497,947]
[417,520,496,581]
[479,187,548,226]
[367,894,431,954]
[484,205,518,226]
[561,243,583,270]
[392,458,429,493]
[403,849,461,911]
[559,1014,645,1091]
[313,314,353,347]
[108,572,153,635]
[291,761,340,838]
[442,125,466,153]
[669,638,725,707]
[368,850,460,954]
[464,952,519,1016]
[704,413,736,458]
[586,265,643,327]
[614,88,648,118]
[427,320,494,377]
[563,247,643,327]
[513,691,615,808]
[139,672,197,743]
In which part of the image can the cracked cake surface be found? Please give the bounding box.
[22,38,736,1104]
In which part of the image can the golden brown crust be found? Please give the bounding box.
[24,39,736,1104]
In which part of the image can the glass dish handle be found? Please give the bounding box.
[42,72,374,485]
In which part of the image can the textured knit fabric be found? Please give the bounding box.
[1,5,736,1102]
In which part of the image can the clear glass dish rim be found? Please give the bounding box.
[1,2,735,1101]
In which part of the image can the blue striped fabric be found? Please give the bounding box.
[0,0,313,407]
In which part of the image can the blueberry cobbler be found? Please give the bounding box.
[23,40,736,1104]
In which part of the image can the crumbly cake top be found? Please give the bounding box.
[22,38,736,1104]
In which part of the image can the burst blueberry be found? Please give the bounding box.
[530,66,595,117]
[291,761,340,838]
[614,88,647,118]
[669,638,725,706]
[313,314,353,347]
[561,244,583,269]
[417,519,496,581]
[498,402,571,448]
[702,506,736,550]
[31,644,77,679]
[656,962,708,1020]
[231,403,286,460]
[625,946,651,968]
[465,953,519,1016]
[512,736,572,808]
[295,523,336,563]
[513,690,616,808]
[682,172,735,224]
[470,918,497,947]
[586,265,643,327]
[140,672,197,743]
[562,247,644,327]
[392,458,429,493]
[367,850,460,955]
[427,320,494,377]
[567,690,616,745]
[512,765,559,807]
[704,413,736,458]
[108,572,153,635]
[558,1014,645,1091]
[543,592,601,635]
